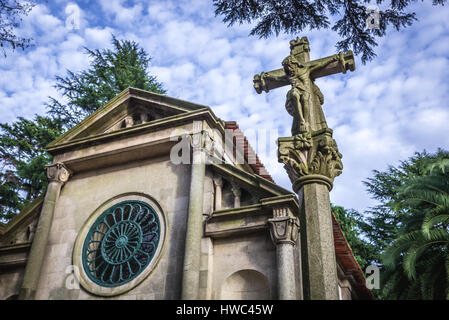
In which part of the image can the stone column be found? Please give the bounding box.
[212,175,223,211]
[181,121,208,300]
[278,128,342,300]
[19,162,71,300]
[230,182,241,208]
[268,207,299,300]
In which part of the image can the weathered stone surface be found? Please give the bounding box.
[220,269,271,300]
[276,130,341,300]
[2,68,365,301]
[254,37,355,300]
[181,121,208,300]
[267,207,300,300]
[19,163,71,300]
[31,156,190,300]
[276,243,297,300]
[212,233,276,300]
[278,129,342,191]
[300,183,339,300]
[254,36,354,136]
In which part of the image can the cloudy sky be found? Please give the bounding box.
[1,0,448,213]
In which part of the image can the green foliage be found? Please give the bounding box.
[362,151,444,253]
[0,0,37,56]
[212,0,443,63]
[1,36,165,221]
[47,35,166,128]
[0,115,63,220]
[332,205,377,271]
[363,149,449,299]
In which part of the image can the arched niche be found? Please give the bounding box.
[221,269,270,300]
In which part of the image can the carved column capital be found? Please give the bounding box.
[230,182,242,198]
[45,163,71,184]
[268,207,299,246]
[190,130,214,166]
[212,174,223,188]
[190,130,213,151]
[278,129,342,192]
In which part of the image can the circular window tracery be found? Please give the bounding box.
[82,200,160,287]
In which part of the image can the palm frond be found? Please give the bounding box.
[401,189,449,208]
[383,230,424,268]
[422,208,449,236]
[427,158,449,174]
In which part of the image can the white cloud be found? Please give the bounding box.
[98,0,144,26]
[2,0,449,215]
[84,27,114,49]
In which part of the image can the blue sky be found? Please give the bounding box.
[1,0,449,213]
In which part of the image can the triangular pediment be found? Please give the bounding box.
[47,87,209,149]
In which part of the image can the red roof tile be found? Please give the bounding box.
[332,212,375,300]
[224,121,274,182]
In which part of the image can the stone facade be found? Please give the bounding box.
[0,88,372,300]
[36,156,189,299]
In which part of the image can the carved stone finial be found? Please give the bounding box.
[45,163,71,184]
[289,36,309,49]
[278,130,342,192]
[289,36,310,61]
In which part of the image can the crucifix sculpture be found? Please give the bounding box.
[254,37,356,300]
[254,36,355,135]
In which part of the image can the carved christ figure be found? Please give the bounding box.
[254,37,355,135]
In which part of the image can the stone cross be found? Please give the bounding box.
[254,37,356,300]
[254,36,354,135]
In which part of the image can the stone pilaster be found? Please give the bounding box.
[19,162,71,300]
[278,128,341,300]
[181,121,210,300]
[268,207,299,300]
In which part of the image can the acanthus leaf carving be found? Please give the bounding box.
[278,130,343,189]
[278,132,312,182]
[309,135,343,180]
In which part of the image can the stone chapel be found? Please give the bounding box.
[0,87,373,300]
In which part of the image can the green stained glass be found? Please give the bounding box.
[82,200,160,287]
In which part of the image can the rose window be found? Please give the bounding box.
[82,200,160,287]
